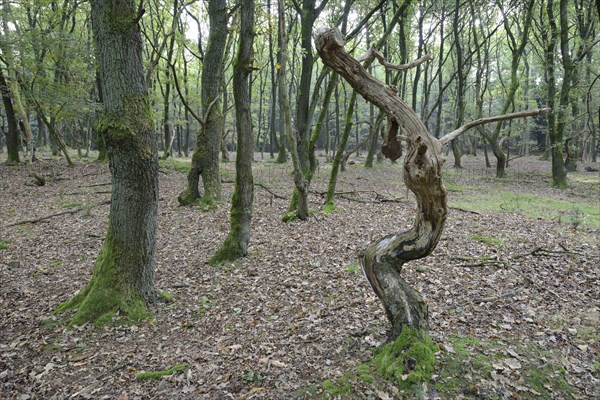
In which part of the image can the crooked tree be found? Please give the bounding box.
[57,0,159,325]
[316,28,549,339]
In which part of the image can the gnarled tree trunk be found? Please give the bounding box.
[316,29,446,338]
[316,28,549,339]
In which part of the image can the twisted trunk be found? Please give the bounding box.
[316,29,446,337]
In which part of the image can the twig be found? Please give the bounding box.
[513,246,597,259]
[5,200,111,227]
[87,182,111,187]
[254,182,286,200]
[507,264,566,302]
[473,287,525,303]
[452,260,507,268]
[449,206,481,215]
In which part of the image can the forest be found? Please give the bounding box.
[0,0,599,398]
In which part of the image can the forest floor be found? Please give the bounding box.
[0,150,598,399]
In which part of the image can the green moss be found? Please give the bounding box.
[55,235,152,327]
[345,263,360,274]
[159,291,174,303]
[136,363,188,381]
[198,196,217,211]
[323,202,336,214]
[282,210,297,222]
[177,188,199,206]
[321,376,352,396]
[0,240,8,250]
[472,233,503,246]
[96,96,153,148]
[209,236,244,265]
[372,327,438,389]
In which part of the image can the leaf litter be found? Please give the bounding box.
[0,154,598,399]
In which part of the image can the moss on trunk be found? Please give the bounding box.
[56,237,151,326]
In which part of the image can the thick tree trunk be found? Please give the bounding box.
[211,0,255,263]
[57,0,158,326]
[316,29,446,337]
[179,0,227,206]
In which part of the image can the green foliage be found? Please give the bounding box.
[0,240,9,250]
[136,363,188,381]
[197,296,215,315]
[241,369,263,383]
[198,196,218,211]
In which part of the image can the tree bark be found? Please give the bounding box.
[57,0,158,326]
[316,28,549,338]
[0,67,20,164]
[179,0,227,206]
[316,28,446,337]
[279,0,308,220]
[210,0,255,263]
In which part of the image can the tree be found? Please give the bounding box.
[0,67,20,164]
[57,0,159,325]
[480,0,535,178]
[316,27,549,339]
[210,0,255,263]
[540,0,568,187]
[178,0,228,207]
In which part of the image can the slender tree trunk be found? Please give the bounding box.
[57,0,158,326]
[179,0,227,206]
[279,0,308,220]
[545,0,567,187]
[211,0,255,263]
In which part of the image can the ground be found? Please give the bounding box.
[0,150,598,399]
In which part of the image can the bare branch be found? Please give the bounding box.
[358,48,433,72]
[439,108,551,145]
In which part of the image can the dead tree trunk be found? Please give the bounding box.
[316,28,549,339]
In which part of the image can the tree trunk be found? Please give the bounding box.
[0,67,20,164]
[325,91,356,209]
[316,29,446,337]
[179,0,227,206]
[210,0,255,263]
[545,0,567,187]
[279,0,308,220]
[57,0,158,326]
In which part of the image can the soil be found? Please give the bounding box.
[0,152,598,399]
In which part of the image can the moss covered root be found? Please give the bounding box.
[372,327,438,390]
[55,239,152,327]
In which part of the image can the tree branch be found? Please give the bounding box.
[358,48,433,72]
[439,108,551,145]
